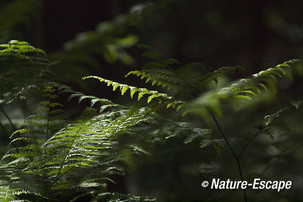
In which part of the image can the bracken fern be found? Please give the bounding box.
[1,41,303,201]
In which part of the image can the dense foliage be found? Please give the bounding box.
[1,1,303,201]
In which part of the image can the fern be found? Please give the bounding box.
[43,107,157,199]
[51,82,123,114]
[0,85,63,200]
[82,75,185,110]
[84,46,302,124]
[0,39,51,151]
[126,45,239,98]
[0,83,159,200]
[81,46,303,201]
[185,59,302,122]
[0,40,51,105]
[1,78,216,201]
[1,37,302,201]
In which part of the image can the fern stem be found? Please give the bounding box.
[237,118,277,158]
[0,119,20,153]
[46,96,51,141]
[237,131,261,159]
[0,108,17,131]
[55,127,82,181]
[211,113,247,202]
[44,107,134,195]
[174,71,194,89]
[0,107,27,147]
[44,93,52,190]
[44,135,112,196]
[215,144,233,156]
[0,120,10,139]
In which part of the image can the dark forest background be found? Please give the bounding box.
[36,0,303,101]
[32,1,303,67]
[3,0,303,74]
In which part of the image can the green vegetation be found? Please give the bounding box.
[1,1,303,201]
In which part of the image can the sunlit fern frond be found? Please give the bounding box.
[184,59,302,123]
[0,40,51,105]
[82,75,185,111]
[126,46,241,101]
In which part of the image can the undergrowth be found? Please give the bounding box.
[0,40,303,202]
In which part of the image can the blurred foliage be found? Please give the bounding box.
[0,0,42,43]
[0,0,303,201]
[46,2,153,93]
[0,40,50,103]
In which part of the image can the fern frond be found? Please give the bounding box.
[228,59,300,100]
[126,69,187,90]
[125,47,240,100]
[263,101,303,127]
[0,181,17,201]
[0,40,51,106]
[1,80,166,200]
[0,40,49,65]
[38,106,159,199]
[1,79,218,200]
[0,85,65,200]
[184,59,302,122]
[51,82,123,113]
[82,76,185,109]
[194,65,240,88]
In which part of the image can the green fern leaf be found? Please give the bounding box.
[90,98,100,107]
[138,91,149,101]
[112,82,120,91]
[147,94,160,103]
[78,95,94,104]
[129,87,139,99]
[120,85,129,95]
[235,95,253,100]
[291,101,303,109]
